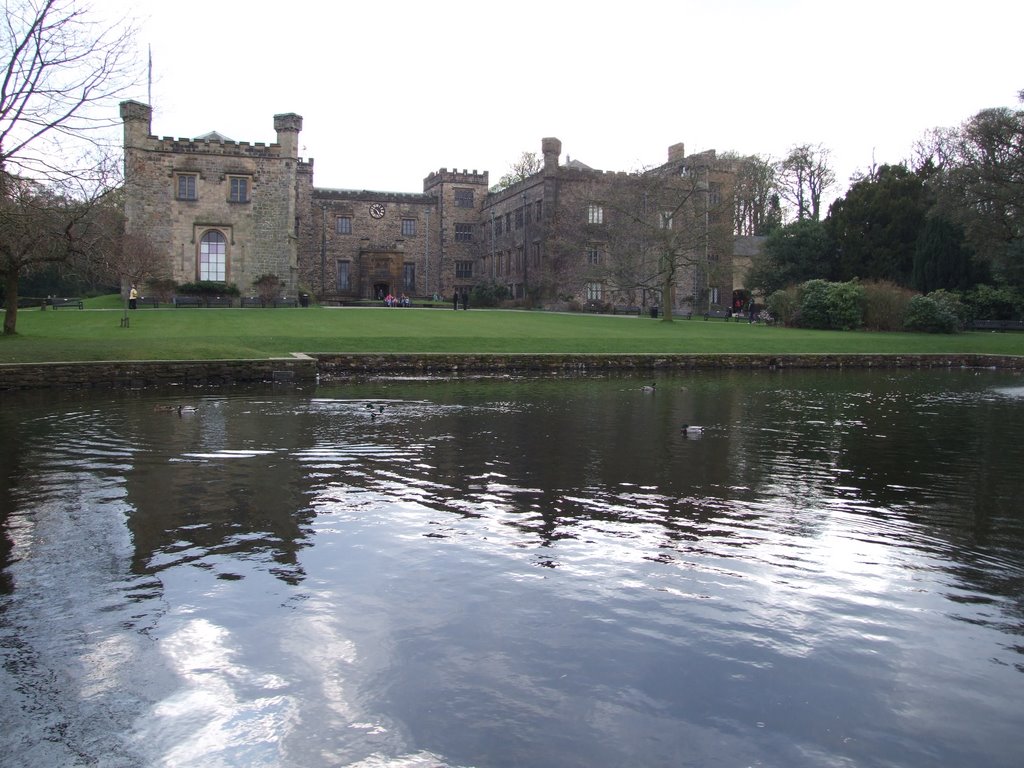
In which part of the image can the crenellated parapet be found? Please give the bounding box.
[423,168,489,191]
[315,188,435,205]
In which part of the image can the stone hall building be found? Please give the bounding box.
[120,100,736,311]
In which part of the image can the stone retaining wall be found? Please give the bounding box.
[314,353,1024,376]
[0,358,318,391]
[2,353,1022,391]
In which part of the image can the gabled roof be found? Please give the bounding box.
[195,130,233,143]
[564,157,593,171]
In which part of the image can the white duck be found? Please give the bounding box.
[680,424,705,435]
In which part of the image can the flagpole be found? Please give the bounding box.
[147,44,152,106]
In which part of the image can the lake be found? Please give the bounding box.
[2,369,1023,767]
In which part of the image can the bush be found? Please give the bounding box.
[797,279,832,329]
[145,278,178,302]
[470,280,511,308]
[177,281,240,297]
[794,279,864,330]
[253,274,284,303]
[766,287,799,326]
[962,284,1022,321]
[861,281,915,331]
[927,289,966,328]
[904,295,959,333]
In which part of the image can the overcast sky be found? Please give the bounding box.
[98,0,1021,208]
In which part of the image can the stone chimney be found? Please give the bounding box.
[273,113,303,158]
[668,142,686,163]
[542,137,562,171]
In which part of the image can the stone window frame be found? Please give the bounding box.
[336,216,352,235]
[401,218,416,237]
[586,245,602,265]
[587,204,604,225]
[454,223,473,242]
[176,173,198,201]
[453,188,474,208]
[403,262,416,290]
[455,260,473,279]
[197,228,229,282]
[586,281,604,301]
[227,175,251,204]
[337,260,351,291]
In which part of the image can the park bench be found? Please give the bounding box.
[13,297,45,308]
[240,296,264,307]
[703,308,733,321]
[672,310,693,320]
[969,319,1024,331]
[173,295,202,308]
[135,296,159,308]
[273,297,298,308]
[49,297,84,309]
[205,296,233,308]
[613,305,642,317]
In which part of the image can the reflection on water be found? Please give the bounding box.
[2,370,1023,767]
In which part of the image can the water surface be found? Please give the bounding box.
[2,370,1023,767]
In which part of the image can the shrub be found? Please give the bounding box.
[177,281,240,297]
[962,284,1022,321]
[797,279,832,329]
[470,280,511,308]
[794,279,864,330]
[766,286,799,326]
[904,295,959,333]
[253,273,284,303]
[145,278,178,302]
[826,280,865,330]
[927,289,966,328]
[861,281,914,331]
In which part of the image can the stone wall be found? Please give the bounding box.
[0,358,317,391]
[121,101,305,295]
[3,353,1022,392]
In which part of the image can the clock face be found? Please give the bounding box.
[369,203,386,219]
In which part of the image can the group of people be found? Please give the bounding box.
[453,291,469,310]
[383,293,411,307]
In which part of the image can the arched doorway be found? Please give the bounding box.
[373,282,389,300]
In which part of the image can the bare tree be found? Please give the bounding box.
[1,0,138,333]
[490,151,543,192]
[546,153,734,320]
[1,173,103,332]
[777,143,836,222]
[727,152,780,235]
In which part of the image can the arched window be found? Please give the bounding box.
[199,230,226,281]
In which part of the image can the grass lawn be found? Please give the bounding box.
[2,301,1024,363]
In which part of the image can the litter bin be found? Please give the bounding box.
[650,306,659,319]
[299,293,310,308]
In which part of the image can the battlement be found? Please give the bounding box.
[423,168,490,190]
[314,188,434,205]
[139,134,308,160]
